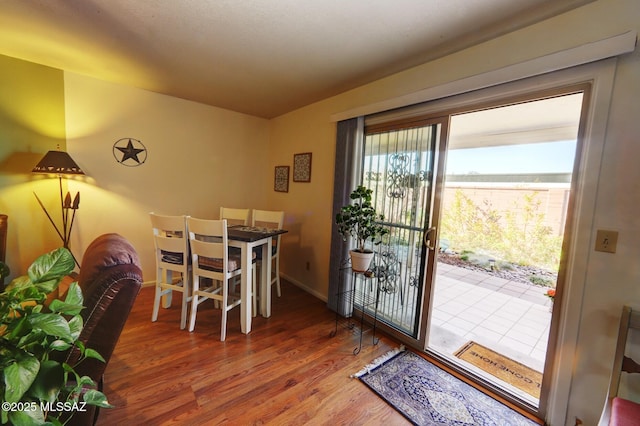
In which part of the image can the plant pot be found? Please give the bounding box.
[350,250,374,272]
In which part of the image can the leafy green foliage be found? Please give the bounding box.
[336,186,389,252]
[0,248,112,426]
[529,275,554,287]
[441,190,562,271]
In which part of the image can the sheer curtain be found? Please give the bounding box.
[327,117,364,316]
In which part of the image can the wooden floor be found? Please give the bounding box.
[97,280,410,425]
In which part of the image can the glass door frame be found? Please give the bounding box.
[428,84,591,413]
[338,59,618,424]
[356,116,449,348]
[359,82,593,420]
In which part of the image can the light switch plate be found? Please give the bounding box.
[595,229,618,253]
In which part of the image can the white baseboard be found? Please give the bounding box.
[143,275,328,304]
[281,273,327,302]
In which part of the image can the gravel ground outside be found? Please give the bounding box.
[437,252,557,287]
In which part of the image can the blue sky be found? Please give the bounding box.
[445,140,577,174]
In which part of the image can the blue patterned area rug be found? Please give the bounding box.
[355,347,539,426]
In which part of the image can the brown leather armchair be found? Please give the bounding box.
[57,233,143,425]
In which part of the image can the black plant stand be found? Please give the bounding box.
[330,259,380,355]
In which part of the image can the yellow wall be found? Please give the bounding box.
[62,73,270,279]
[267,102,338,300]
[0,55,68,273]
[0,63,270,281]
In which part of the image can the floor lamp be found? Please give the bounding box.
[32,150,85,266]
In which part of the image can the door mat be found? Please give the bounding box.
[454,341,542,399]
[355,346,539,425]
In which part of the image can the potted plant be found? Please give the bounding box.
[336,185,389,272]
[0,247,111,426]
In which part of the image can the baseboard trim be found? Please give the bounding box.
[281,273,327,302]
[142,280,155,288]
[143,275,328,304]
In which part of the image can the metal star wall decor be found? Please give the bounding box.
[113,138,148,166]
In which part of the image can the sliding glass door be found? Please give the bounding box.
[357,119,445,338]
[426,92,583,410]
[353,86,587,416]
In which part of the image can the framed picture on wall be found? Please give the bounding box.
[274,166,289,192]
[293,152,312,182]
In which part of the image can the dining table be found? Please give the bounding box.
[227,225,288,334]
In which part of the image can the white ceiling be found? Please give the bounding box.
[0,0,592,118]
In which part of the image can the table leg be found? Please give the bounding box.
[240,243,252,334]
[260,239,272,318]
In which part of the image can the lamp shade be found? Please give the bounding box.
[32,150,84,175]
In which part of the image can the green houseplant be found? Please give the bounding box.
[0,247,111,426]
[336,185,389,271]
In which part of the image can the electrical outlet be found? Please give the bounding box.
[595,229,618,253]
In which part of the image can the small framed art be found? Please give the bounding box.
[293,152,312,182]
[274,166,289,192]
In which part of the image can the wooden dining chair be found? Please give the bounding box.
[252,209,285,298]
[187,217,256,341]
[149,213,191,329]
[219,207,254,309]
[219,207,250,226]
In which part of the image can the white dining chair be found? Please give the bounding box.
[252,209,285,298]
[149,213,191,330]
[187,217,256,340]
[219,207,250,226]
[220,206,255,310]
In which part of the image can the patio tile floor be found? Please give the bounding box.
[422,263,554,405]
[430,262,552,373]
[359,259,554,403]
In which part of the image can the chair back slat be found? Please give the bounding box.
[150,213,189,270]
[252,209,284,229]
[188,218,230,277]
[190,238,225,260]
[220,207,250,226]
[155,235,188,252]
[150,213,188,237]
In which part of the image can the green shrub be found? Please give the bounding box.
[441,190,562,272]
[529,275,554,287]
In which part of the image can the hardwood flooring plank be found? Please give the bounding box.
[97,281,410,425]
